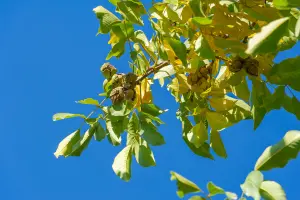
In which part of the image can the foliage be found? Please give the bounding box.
[53,0,299,198]
[170,133,298,200]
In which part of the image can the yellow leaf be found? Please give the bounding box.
[135,79,153,108]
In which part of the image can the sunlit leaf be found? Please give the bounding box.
[246,17,290,55]
[70,126,97,156]
[273,0,300,9]
[117,1,146,26]
[207,181,225,196]
[140,116,165,146]
[53,113,86,121]
[76,98,100,106]
[153,65,176,79]
[134,140,156,167]
[112,145,132,181]
[195,35,215,60]
[170,171,202,198]
[141,103,167,117]
[260,181,287,200]
[93,6,120,34]
[54,130,80,158]
[189,196,205,200]
[255,130,300,171]
[251,80,271,130]
[210,130,227,158]
[192,17,212,26]
[166,38,187,66]
[94,123,106,142]
[240,171,264,200]
[206,111,232,131]
[296,16,300,37]
[187,121,208,148]
[268,56,300,91]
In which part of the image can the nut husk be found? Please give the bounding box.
[100,63,117,79]
[110,86,125,104]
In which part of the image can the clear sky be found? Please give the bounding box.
[0,1,299,200]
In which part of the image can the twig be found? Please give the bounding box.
[79,98,107,129]
[136,61,170,84]
[215,55,231,62]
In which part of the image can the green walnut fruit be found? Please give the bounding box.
[110,86,125,104]
[124,88,136,101]
[125,73,138,85]
[229,57,244,72]
[200,67,208,76]
[100,63,117,79]
[244,58,259,76]
[111,73,125,88]
[191,74,198,83]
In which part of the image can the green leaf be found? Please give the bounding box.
[260,181,287,200]
[104,102,133,117]
[268,56,300,91]
[296,16,300,38]
[231,78,250,103]
[139,112,164,125]
[240,171,264,200]
[164,0,178,5]
[94,123,106,142]
[195,35,215,60]
[206,111,232,131]
[192,17,212,26]
[189,196,205,200]
[93,6,120,34]
[273,0,300,9]
[265,86,285,112]
[141,103,167,117]
[246,17,290,55]
[140,118,165,146]
[170,171,202,198]
[153,64,176,79]
[112,145,132,181]
[189,0,205,17]
[225,192,238,200]
[128,112,139,135]
[207,181,225,196]
[117,1,146,26]
[186,140,214,159]
[106,40,126,60]
[70,126,97,156]
[255,130,300,171]
[54,130,80,158]
[53,113,86,121]
[187,121,208,148]
[166,38,187,66]
[106,117,128,146]
[133,140,156,167]
[76,98,100,106]
[210,130,227,158]
[251,80,271,130]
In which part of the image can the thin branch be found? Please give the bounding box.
[136,61,170,84]
[79,97,107,129]
[215,55,231,62]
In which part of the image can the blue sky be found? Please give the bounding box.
[0,1,299,199]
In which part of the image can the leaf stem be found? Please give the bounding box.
[136,61,170,84]
[215,55,231,62]
[79,98,107,129]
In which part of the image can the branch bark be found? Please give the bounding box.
[136,61,170,84]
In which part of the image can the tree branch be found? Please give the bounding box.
[136,61,170,84]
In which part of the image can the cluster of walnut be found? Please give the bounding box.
[229,56,259,76]
[187,66,212,93]
[101,63,137,104]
